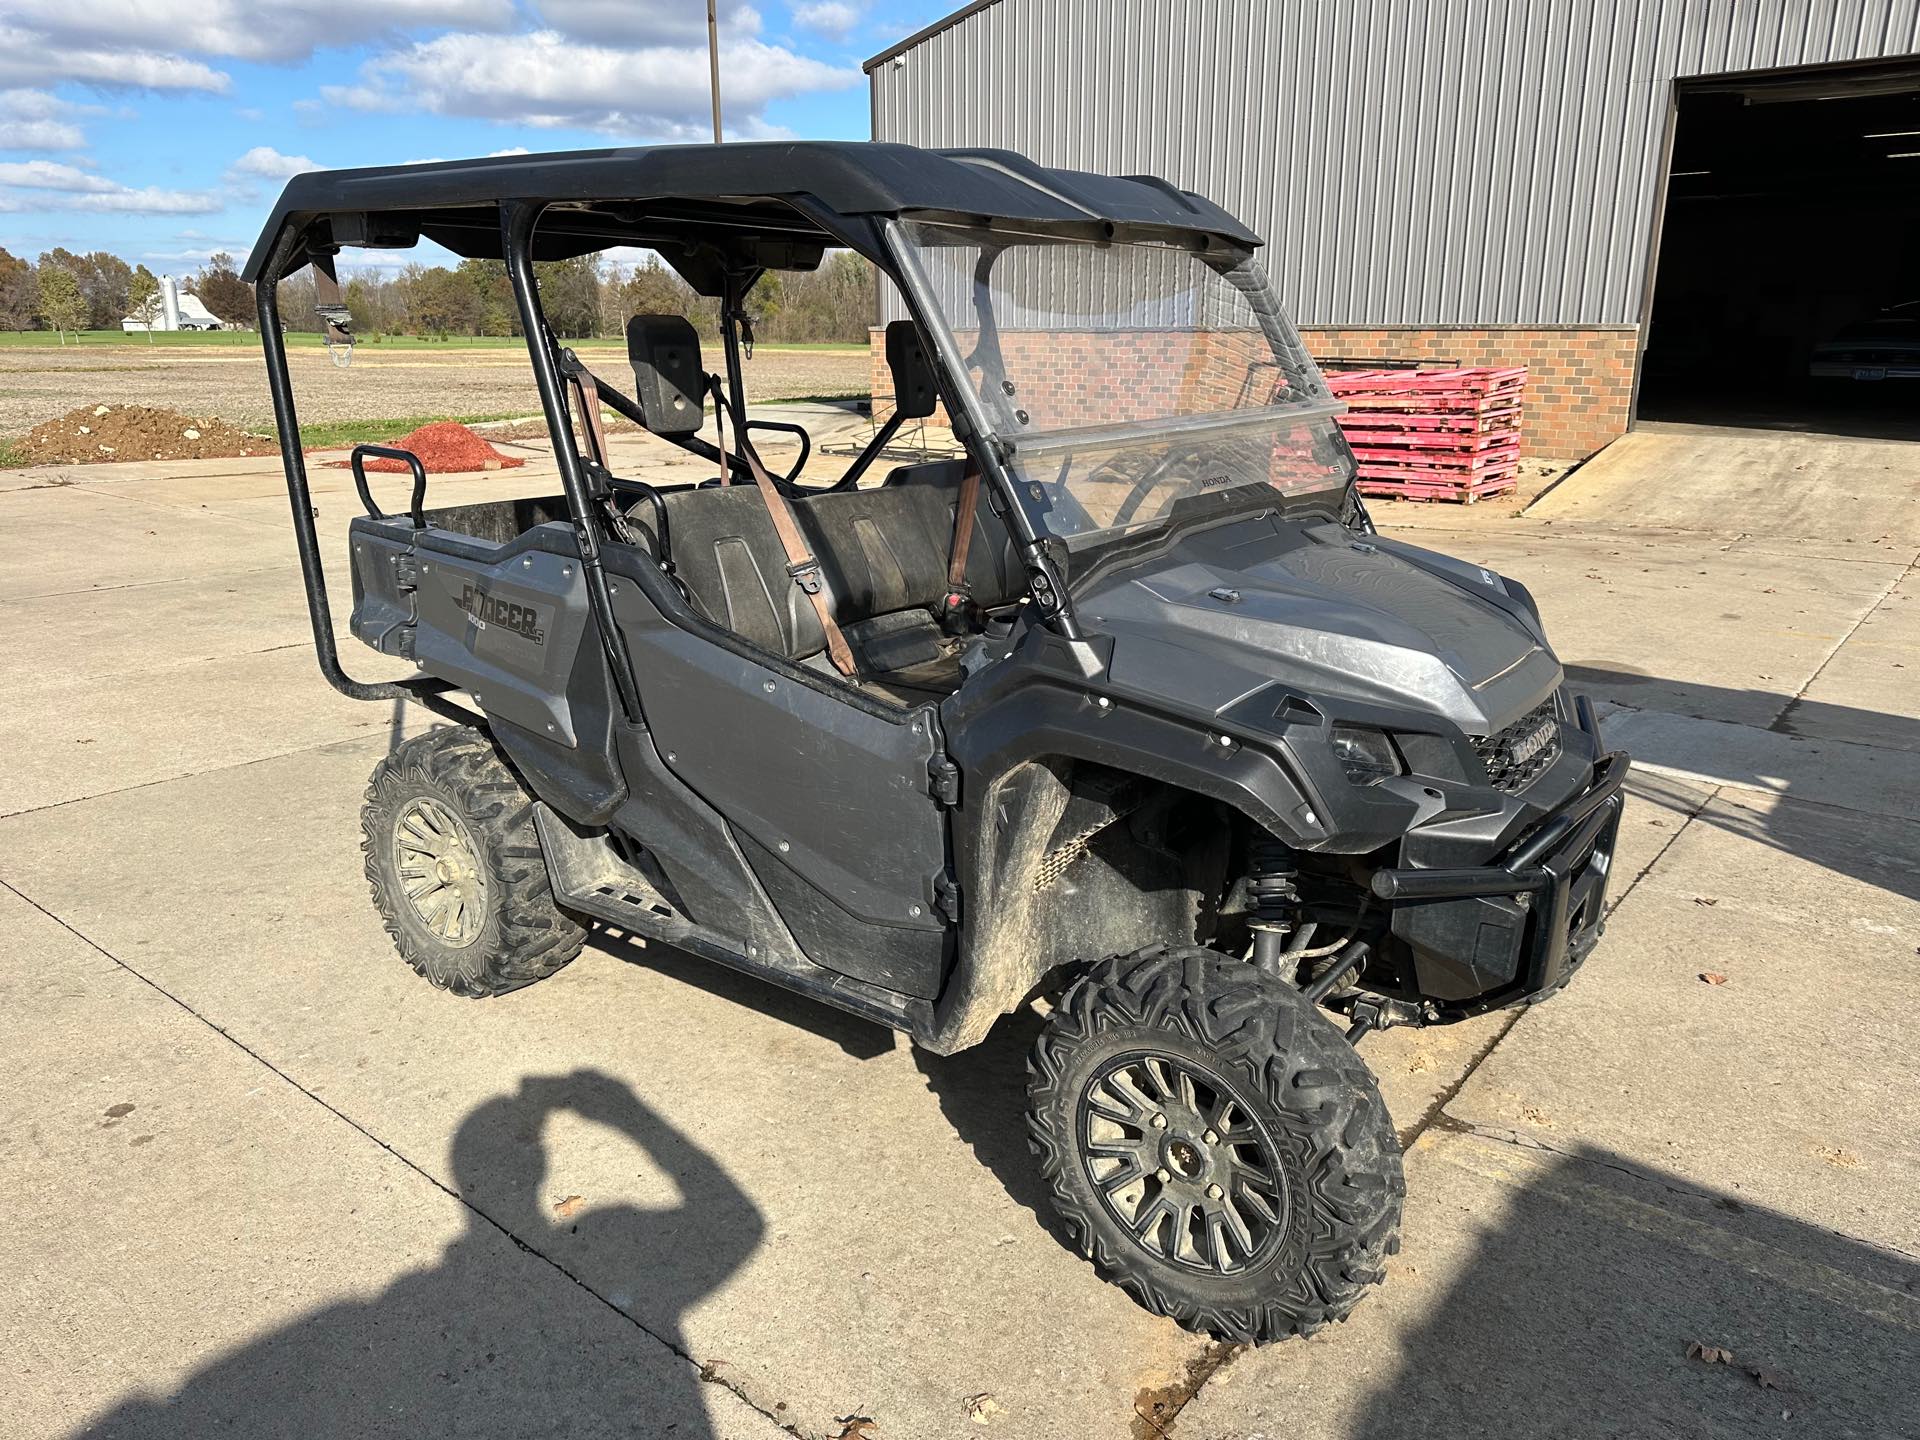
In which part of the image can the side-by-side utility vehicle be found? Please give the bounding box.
[247,143,1625,1342]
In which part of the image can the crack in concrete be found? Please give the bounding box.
[1770,551,1918,736]
[0,564,287,605]
[0,725,402,823]
[1437,1120,1920,1269]
[0,875,798,1439]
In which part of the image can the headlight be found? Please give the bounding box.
[1330,725,1403,784]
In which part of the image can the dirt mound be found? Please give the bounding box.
[15,404,269,464]
[330,421,524,474]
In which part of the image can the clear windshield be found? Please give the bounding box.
[895,221,1352,544]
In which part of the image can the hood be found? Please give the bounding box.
[1073,516,1560,734]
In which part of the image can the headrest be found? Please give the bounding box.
[626,314,705,435]
[884,319,939,421]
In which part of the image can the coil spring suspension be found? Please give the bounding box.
[1247,839,1299,977]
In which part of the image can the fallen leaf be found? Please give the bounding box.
[1693,896,1719,907]
[833,1414,878,1439]
[1699,972,1729,986]
[1686,1340,1736,1365]
[963,1392,1005,1425]
[552,1194,584,1217]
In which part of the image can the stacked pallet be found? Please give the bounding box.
[1326,367,1526,502]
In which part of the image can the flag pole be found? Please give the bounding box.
[706,0,724,142]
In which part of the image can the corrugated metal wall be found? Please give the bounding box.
[870,0,1920,326]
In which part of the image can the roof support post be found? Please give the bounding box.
[501,200,645,723]
[719,269,751,439]
[881,218,1081,642]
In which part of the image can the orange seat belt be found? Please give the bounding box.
[565,364,611,470]
[939,462,984,629]
[711,376,857,677]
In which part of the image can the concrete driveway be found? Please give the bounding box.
[2,424,1916,1439]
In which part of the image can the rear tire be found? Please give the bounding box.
[1027,945,1403,1343]
[362,726,586,997]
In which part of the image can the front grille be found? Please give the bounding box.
[1471,700,1561,794]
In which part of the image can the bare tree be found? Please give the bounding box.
[126,265,162,341]
[0,246,35,331]
[189,253,255,328]
[36,263,87,343]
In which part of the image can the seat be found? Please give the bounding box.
[628,462,1023,704]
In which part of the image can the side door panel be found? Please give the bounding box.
[612,594,951,997]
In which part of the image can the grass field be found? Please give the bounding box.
[0,329,864,352]
[0,334,872,441]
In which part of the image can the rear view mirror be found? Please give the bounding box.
[627,314,706,435]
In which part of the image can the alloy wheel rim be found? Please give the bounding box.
[392,796,488,947]
[1077,1050,1289,1275]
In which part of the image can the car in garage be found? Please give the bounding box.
[1809,300,1920,382]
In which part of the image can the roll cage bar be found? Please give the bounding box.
[252,190,1086,722]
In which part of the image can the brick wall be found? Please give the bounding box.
[1298,325,1640,458]
[869,323,1640,459]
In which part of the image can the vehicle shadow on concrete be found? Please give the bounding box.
[67,1068,760,1440]
[1334,1138,1920,1440]
[912,1004,1085,1248]
[1568,663,1920,758]
[1567,664,1920,907]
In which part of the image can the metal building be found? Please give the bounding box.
[867,1,1920,455]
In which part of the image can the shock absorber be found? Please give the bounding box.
[1247,838,1299,977]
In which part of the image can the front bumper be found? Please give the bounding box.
[1371,701,1628,1015]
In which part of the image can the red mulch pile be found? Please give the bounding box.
[325,421,524,473]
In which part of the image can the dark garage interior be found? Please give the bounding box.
[1637,61,1920,438]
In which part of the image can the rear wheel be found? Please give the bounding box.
[362,726,586,997]
[1028,945,1403,1342]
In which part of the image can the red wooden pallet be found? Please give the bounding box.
[1336,405,1521,434]
[1342,428,1520,453]
[1358,473,1518,504]
[1329,365,1528,503]
[1328,367,1526,394]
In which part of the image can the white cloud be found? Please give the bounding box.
[229,145,319,179]
[0,90,89,149]
[0,27,229,91]
[0,159,118,192]
[66,187,224,214]
[0,0,515,65]
[0,118,85,149]
[791,2,860,41]
[325,28,857,139]
[0,160,220,213]
[139,241,252,267]
[531,0,760,45]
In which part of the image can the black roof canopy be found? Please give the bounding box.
[242,140,1261,284]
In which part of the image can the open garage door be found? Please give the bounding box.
[1637,60,1920,441]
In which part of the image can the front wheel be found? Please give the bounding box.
[1027,946,1403,1343]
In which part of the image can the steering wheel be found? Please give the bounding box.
[1097,444,1216,531]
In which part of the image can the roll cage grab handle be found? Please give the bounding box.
[255,203,1085,723]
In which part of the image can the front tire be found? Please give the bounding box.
[362,726,586,997]
[1028,945,1403,1343]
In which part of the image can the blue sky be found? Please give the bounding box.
[0,0,951,277]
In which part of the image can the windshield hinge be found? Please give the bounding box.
[933,869,961,926]
[928,752,961,808]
